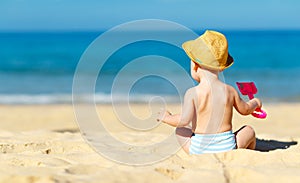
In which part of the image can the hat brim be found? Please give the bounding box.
[224,53,234,70]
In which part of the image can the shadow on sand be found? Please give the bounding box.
[52,128,79,133]
[255,138,298,152]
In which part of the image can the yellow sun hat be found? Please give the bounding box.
[182,30,234,70]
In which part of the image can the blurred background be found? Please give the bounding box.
[0,0,300,104]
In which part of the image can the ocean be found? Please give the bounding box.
[0,30,300,104]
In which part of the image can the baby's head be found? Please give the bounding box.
[182,30,234,80]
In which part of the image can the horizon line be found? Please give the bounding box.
[1,28,300,33]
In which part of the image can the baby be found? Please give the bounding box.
[157,30,262,154]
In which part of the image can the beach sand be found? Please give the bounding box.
[0,103,300,183]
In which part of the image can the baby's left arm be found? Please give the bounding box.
[157,88,195,127]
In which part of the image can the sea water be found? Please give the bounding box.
[0,30,299,104]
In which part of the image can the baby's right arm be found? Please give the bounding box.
[157,88,195,127]
[232,86,262,115]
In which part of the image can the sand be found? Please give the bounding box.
[0,103,300,183]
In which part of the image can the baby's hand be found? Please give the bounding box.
[157,109,171,122]
[253,98,262,109]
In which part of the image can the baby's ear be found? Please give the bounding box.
[193,63,199,72]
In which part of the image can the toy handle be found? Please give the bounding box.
[252,108,267,119]
[247,93,267,119]
[248,96,267,119]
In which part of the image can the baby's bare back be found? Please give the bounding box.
[190,81,234,134]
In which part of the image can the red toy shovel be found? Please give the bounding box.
[236,82,267,119]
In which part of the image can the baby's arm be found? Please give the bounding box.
[232,86,262,115]
[157,88,195,127]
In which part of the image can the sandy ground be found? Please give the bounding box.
[0,103,299,183]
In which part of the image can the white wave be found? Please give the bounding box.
[0,93,181,104]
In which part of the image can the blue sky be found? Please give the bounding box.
[1,0,300,31]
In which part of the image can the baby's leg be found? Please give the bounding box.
[175,126,193,154]
[234,125,256,150]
